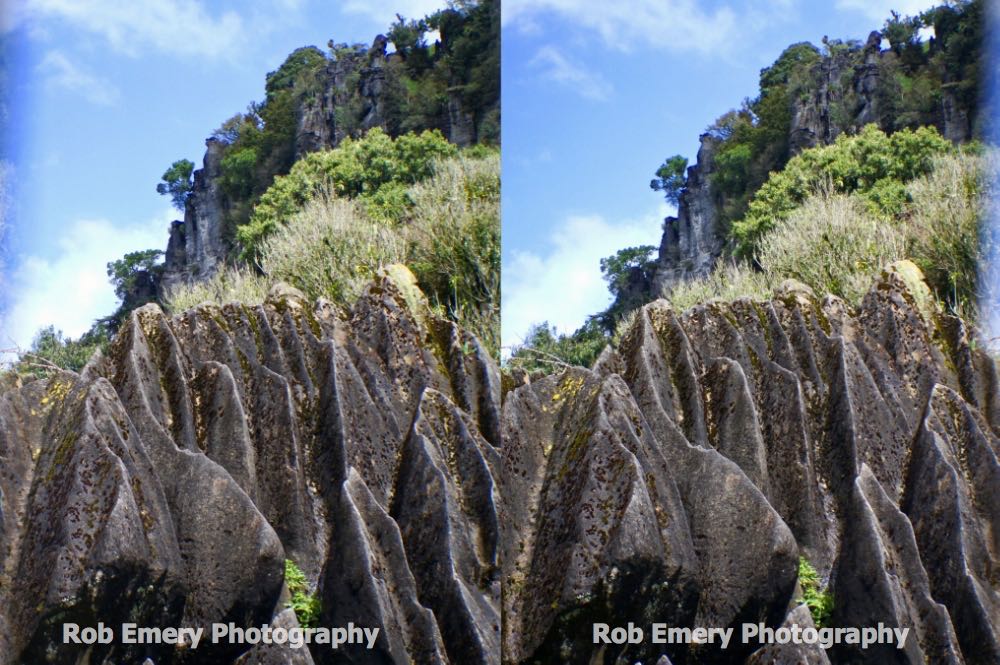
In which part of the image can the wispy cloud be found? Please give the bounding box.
[0,209,173,354]
[530,46,612,101]
[14,0,245,59]
[505,0,740,55]
[38,50,120,106]
[834,0,933,23]
[502,205,667,353]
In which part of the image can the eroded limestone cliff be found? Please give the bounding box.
[0,268,500,664]
[502,263,999,664]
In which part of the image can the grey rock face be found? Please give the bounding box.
[0,269,499,664]
[161,138,230,292]
[501,265,999,664]
[652,135,725,295]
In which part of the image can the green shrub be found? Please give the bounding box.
[506,319,607,374]
[405,152,500,353]
[238,128,456,256]
[906,151,993,319]
[732,124,953,258]
[758,192,906,305]
[797,557,833,627]
[167,150,500,356]
[665,261,772,312]
[163,266,269,313]
[284,560,321,628]
[14,325,109,378]
[665,150,988,320]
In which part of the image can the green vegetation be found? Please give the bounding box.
[797,557,834,627]
[237,128,456,257]
[102,249,164,330]
[650,155,688,205]
[156,159,195,211]
[507,320,607,375]
[284,560,321,628]
[732,124,953,258]
[669,147,990,320]
[510,2,986,377]
[158,0,498,258]
[507,245,661,373]
[10,325,110,379]
[167,149,500,355]
[661,0,984,233]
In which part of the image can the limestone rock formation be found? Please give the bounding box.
[0,268,500,664]
[501,263,1000,664]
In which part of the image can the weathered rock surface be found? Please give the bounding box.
[0,268,500,664]
[501,264,1000,664]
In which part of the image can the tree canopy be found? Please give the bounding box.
[650,155,688,205]
[156,159,195,211]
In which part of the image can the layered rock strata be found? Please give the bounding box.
[0,268,500,664]
[501,263,999,664]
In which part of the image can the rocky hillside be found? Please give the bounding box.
[158,0,499,295]
[502,262,999,664]
[0,267,500,664]
[652,0,983,296]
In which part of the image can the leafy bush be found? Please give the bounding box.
[732,124,953,258]
[13,325,109,378]
[284,560,321,628]
[665,150,989,320]
[167,149,500,356]
[237,128,456,257]
[506,319,607,374]
[797,557,834,627]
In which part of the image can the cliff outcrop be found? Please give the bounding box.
[161,27,499,293]
[502,262,999,664]
[0,268,500,664]
[652,23,980,298]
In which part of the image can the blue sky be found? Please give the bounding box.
[0,0,448,356]
[500,0,939,352]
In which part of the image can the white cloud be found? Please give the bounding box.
[502,206,667,353]
[530,45,612,101]
[504,0,740,54]
[0,210,173,357]
[834,0,934,23]
[341,0,449,27]
[38,50,120,106]
[14,0,245,59]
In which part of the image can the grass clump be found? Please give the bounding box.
[284,559,321,628]
[797,557,834,627]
